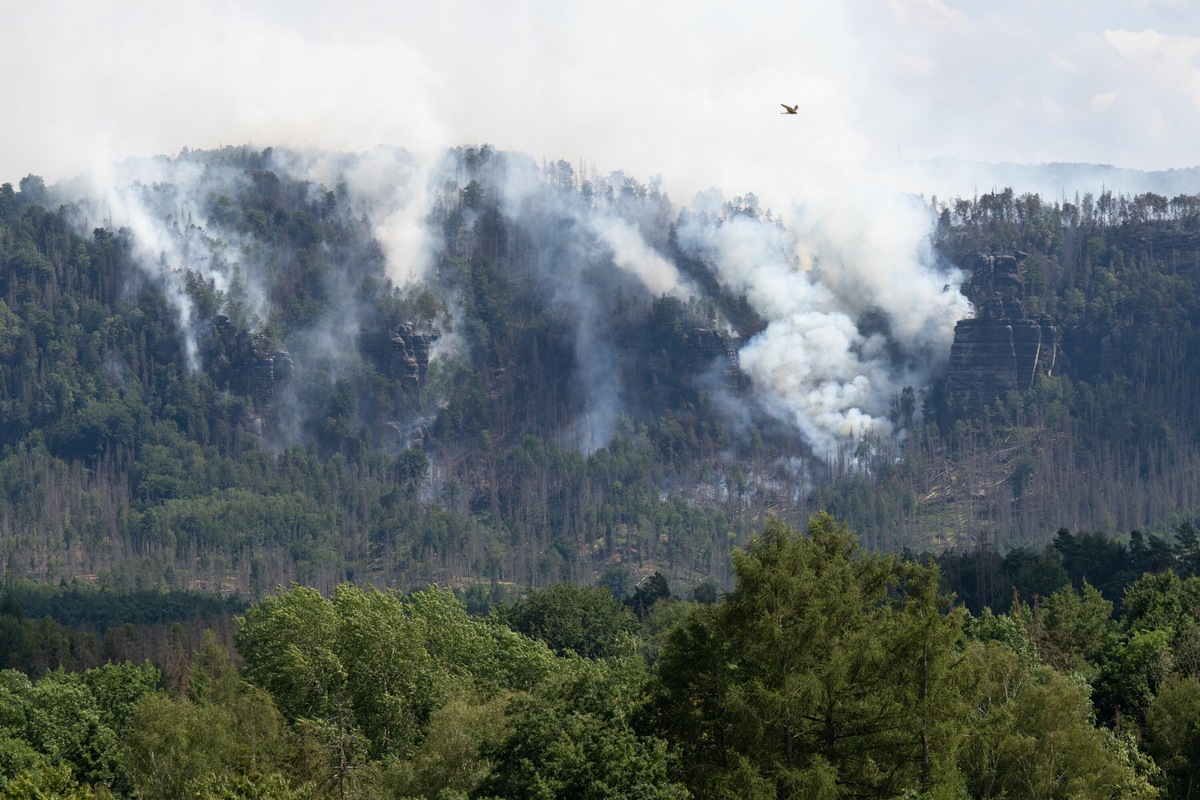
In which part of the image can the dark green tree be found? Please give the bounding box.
[501,583,639,659]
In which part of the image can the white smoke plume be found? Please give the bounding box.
[584,215,685,297]
[54,141,972,459]
[277,146,442,286]
[77,156,266,372]
[677,189,969,455]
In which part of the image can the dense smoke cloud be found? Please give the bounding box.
[52,142,973,457]
[676,191,968,454]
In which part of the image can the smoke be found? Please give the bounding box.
[277,146,442,286]
[676,189,969,455]
[584,215,685,297]
[56,141,971,459]
[492,154,696,450]
[76,155,264,371]
[469,146,971,457]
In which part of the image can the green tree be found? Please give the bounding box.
[237,583,557,796]
[501,583,639,659]
[1035,579,1113,677]
[122,637,292,800]
[236,586,358,797]
[478,657,686,800]
[958,641,1156,800]
[651,514,964,797]
[0,764,108,799]
[1145,674,1200,799]
[381,693,507,799]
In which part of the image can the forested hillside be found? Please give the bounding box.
[0,147,768,596]
[911,187,1200,549]
[2,147,1200,599]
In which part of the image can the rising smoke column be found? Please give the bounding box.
[498,157,693,451]
[278,145,443,287]
[79,155,267,373]
[676,190,970,456]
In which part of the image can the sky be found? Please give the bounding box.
[5,0,1200,206]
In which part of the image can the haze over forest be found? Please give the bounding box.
[1,0,1199,604]
[6,3,1200,799]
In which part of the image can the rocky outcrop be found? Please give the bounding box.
[946,297,1058,418]
[944,249,1142,418]
[659,327,740,379]
[359,323,440,386]
[963,251,1025,296]
[1059,326,1126,381]
[205,317,293,409]
[637,327,743,405]
[236,331,293,408]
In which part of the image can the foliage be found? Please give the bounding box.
[477,656,687,800]
[498,583,639,659]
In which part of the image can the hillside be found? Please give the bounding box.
[1,146,1199,595]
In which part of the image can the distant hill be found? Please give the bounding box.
[916,157,1200,201]
[2,145,1200,596]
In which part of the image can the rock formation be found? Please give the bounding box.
[636,326,743,406]
[359,323,441,386]
[1059,326,1125,381]
[205,317,293,409]
[947,297,1058,417]
[237,331,293,408]
[961,251,1027,298]
[946,252,1061,418]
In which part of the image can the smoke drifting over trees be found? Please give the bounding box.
[14,139,1200,595]
[57,144,966,458]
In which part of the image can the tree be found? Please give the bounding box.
[958,641,1156,800]
[380,693,507,799]
[235,586,356,797]
[625,572,672,623]
[237,583,557,796]
[501,584,639,659]
[478,657,686,800]
[651,513,965,797]
[121,637,289,800]
[1146,674,1200,799]
[1035,580,1113,677]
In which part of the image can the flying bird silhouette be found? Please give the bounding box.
[780,104,799,114]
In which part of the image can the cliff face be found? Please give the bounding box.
[234,331,294,409]
[205,317,294,410]
[635,326,742,407]
[945,251,1136,417]
[1059,326,1126,381]
[359,324,441,386]
[946,297,1058,417]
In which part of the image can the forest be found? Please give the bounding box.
[4,145,1200,795]
[0,513,1194,799]
[2,146,1199,596]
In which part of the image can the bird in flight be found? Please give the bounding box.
[780,104,799,114]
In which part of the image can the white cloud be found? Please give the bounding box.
[4,0,1200,194]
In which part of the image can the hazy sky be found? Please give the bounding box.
[5,0,1200,203]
